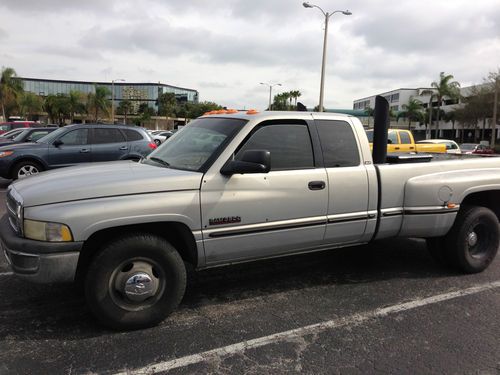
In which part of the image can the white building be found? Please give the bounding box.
[353,85,498,143]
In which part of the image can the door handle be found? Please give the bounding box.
[308,181,326,190]
[119,146,128,150]
[80,148,90,153]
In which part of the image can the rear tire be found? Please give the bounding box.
[12,160,44,179]
[84,233,186,330]
[435,206,499,274]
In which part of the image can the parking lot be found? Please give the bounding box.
[0,177,499,374]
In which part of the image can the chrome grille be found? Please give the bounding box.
[6,191,21,234]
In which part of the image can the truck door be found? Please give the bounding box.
[398,130,415,152]
[200,120,328,265]
[314,119,371,245]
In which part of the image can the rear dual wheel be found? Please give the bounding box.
[427,205,499,273]
[84,234,186,330]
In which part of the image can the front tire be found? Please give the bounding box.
[84,233,186,330]
[436,206,499,274]
[154,139,161,146]
[12,160,44,179]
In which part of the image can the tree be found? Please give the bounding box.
[117,99,133,124]
[177,101,222,119]
[422,72,460,138]
[0,67,24,121]
[68,90,86,123]
[135,103,156,126]
[487,69,500,147]
[44,94,71,125]
[156,92,177,117]
[398,98,424,129]
[19,92,43,120]
[87,85,111,122]
[289,90,302,108]
[364,106,374,126]
[455,85,493,142]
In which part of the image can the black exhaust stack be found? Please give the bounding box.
[372,95,390,164]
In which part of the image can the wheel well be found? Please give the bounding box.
[75,222,198,285]
[9,158,45,177]
[461,190,500,221]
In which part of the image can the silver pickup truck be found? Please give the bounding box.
[2,111,499,330]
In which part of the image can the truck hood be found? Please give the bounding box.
[11,161,203,207]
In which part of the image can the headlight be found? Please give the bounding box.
[24,219,73,242]
[0,151,13,158]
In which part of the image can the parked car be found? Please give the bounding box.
[460,143,495,155]
[0,127,56,146]
[417,139,461,154]
[0,124,157,179]
[152,130,174,145]
[0,128,25,140]
[0,121,42,135]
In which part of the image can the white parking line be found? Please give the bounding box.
[116,280,500,375]
[0,271,13,277]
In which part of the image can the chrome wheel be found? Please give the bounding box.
[467,224,492,259]
[17,165,40,178]
[109,258,165,311]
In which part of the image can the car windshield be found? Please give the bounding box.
[460,144,476,151]
[11,129,31,141]
[35,126,67,143]
[142,117,246,171]
[1,129,23,138]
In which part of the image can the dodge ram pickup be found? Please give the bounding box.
[1,110,499,330]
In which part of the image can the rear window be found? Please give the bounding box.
[122,129,145,141]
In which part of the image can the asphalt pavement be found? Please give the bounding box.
[0,177,499,375]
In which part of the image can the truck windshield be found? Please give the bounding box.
[142,117,247,172]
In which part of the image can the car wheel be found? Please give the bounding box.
[154,139,161,146]
[84,233,187,330]
[443,205,499,273]
[12,160,44,179]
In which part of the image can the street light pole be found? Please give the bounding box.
[303,2,351,112]
[260,82,282,110]
[111,79,125,124]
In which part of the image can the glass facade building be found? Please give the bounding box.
[19,77,199,113]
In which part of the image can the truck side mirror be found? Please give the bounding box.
[220,149,271,176]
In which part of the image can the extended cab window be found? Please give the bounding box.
[58,129,88,145]
[237,124,314,170]
[316,120,360,167]
[399,132,411,144]
[93,128,126,144]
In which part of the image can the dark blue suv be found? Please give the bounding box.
[0,124,156,179]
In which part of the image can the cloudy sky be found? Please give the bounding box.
[0,0,499,110]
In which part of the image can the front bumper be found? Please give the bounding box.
[0,215,83,283]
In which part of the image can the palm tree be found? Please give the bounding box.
[68,91,86,123]
[0,67,24,121]
[364,106,374,126]
[289,90,302,109]
[87,85,111,122]
[19,92,43,120]
[422,72,460,138]
[399,98,424,129]
[117,99,133,124]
